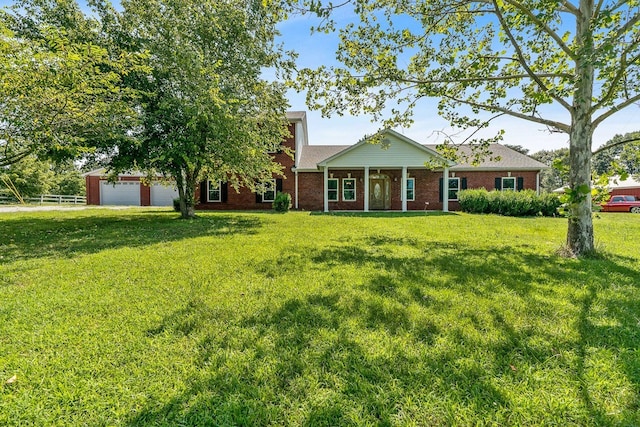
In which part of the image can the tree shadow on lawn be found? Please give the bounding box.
[0,212,262,265]
[130,242,640,425]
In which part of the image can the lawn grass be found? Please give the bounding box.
[0,208,639,426]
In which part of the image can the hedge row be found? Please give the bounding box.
[457,189,561,217]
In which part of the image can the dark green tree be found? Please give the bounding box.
[99,0,294,218]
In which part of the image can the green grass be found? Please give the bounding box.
[1,208,639,426]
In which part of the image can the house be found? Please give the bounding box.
[607,176,640,198]
[85,111,548,211]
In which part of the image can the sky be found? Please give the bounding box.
[276,11,640,153]
[2,0,639,154]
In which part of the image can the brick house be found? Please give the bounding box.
[86,111,548,211]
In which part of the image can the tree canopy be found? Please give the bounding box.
[95,0,294,218]
[293,0,640,256]
[0,1,146,167]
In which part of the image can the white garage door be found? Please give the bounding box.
[150,183,179,206]
[100,181,141,206]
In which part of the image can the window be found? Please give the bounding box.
[207,180,221,202]
[448,177,460,201]
[406,178,415,201]
[327,178,338,201]
[342,178,356,201]
[262,179,276,202]
[502,177,516,191]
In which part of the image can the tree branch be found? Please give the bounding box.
[491,0,573,112]
[399,72,573,85]
[592,93,640,129]
[442,93,571,132]
[592,135,640,155]
[592,50,640,112]
[502,0,576,60]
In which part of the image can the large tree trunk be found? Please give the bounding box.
[566,0,595,256]
[175,168,197,219]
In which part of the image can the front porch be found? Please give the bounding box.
[321,166,452,213]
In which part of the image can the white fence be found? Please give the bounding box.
[0,194,87,205]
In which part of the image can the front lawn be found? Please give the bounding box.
[1,209,639,426]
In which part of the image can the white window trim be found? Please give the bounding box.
[342,178,356,202]
[207,180,221,202]
[406,178,415,201]
[327,178,339,202]
[448,177,460,201]
[262,179,276,202]
[502,177,516,191]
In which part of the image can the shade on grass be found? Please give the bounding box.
[0,209,639,426]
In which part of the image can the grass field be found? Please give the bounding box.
[1,209,639,426]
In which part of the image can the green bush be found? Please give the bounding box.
[458,188,560,217]
[272,192,291,212]
[172,198,181,212]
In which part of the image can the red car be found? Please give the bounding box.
[601,195,640,213]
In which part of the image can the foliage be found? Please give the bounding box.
[291,0,640,256]
[97,0,294,219]
[592,132,640,177]
[0,157,85,198]
[0,1,147,167]
[1,209,639,425]
[172,198,180,212]
[0,156,55,198]
[530,148,570,192]
[272,192,292,212]
[458,188,561,217]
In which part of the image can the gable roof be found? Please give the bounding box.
[295,131,547,171]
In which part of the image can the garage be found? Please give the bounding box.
[150,183,179,206]
[100,181,141,206]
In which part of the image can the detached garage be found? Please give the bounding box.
[100,181,141,206]
[85,169,177,207]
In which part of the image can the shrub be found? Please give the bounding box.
[172,198,181,212]
[458,189,560,217]
[272,192,291,212]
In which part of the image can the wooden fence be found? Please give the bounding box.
[0,194,87,205]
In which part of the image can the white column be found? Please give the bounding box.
[294,170,299,210]
[536,172,540,195]
[443,167,449,212]
[401,166,407,212]
[323,167,329,212]
[364,166,370,212]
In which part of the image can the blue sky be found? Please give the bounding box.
[2,0,638,153]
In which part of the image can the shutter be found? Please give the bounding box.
[439,178,443,202]
[517,177,524,191]
[276,178,283,193]
[495,177,502,190]
[461,177,468,190]
[221,182,228,202]
[256,190,262,203]
[200,181,208,202]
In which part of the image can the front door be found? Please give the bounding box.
[369,175,391,210]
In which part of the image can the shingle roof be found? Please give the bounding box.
[296,143,547,171]
[426,144,548,170]
[296,145,349,170]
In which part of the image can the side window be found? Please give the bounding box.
[502,177,516,191]
[327,178,339,201]
[448,178,460,201]
[342,178,356,201]
[207,180,221,202]
[406,178,415,201]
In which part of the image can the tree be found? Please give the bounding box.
[531,148,570,192]
[0,1,146,167]
[98,0,293,218]
[0,155,55,198]
[294,0,640,256]
[592,132,640,176]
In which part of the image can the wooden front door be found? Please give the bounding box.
[369,176,391,210]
